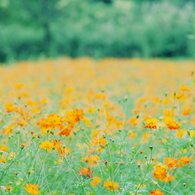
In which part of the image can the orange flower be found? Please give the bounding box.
[2,124,15,135]
[90,137,108,148]
[0,144,9,153]
[153,164,174,182]
[53,139,70,156]
[24,184,41,194]
[141,132,151,143]
[129,117,139,127]
[144,118,158,129]
[104,179,119,191]
[179,156,194,166]
[64,109,84,124]
[90,176,101,187]
[81,155,100,166]
[182,107,191,116]
[78,167,93,178]
[171,92,185,100]
[58,124,74,136]
[37,113,63,132]
[175,130,186,138]
[165,118,180,130]
[153,165,167,180]
[5,102,19,113]
[180,84,190,91]
[160,174,174,182]
[164,157,179,169]
[150,189,165,195]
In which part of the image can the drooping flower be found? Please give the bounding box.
[24,184,41,194]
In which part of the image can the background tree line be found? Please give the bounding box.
[0,0,194,62]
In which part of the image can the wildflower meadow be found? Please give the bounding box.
[0,58,195,195]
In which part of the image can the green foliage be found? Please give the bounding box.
[0,0,194,62]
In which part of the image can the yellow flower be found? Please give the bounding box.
[24,184,41,194]
[175,130,186,138]
[180,84,190,91]
[189,130,195,137]
[104,179,119,191]
[90,176,101,187]
[1,143,9,152]
[39,140,54,151]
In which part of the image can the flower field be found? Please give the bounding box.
[0,58,195,195]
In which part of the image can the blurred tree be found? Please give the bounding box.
[93,0,112,4]
[12,0,61,56]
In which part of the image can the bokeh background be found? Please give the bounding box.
[0,0,195,63]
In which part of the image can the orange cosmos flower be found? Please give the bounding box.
[0,144,9,153]
[182,107,191,116]
[171,92,185,100]
[2,124,15,136]
[81,155,100,166]
[53,139,70,156]
[175,130,186,138]
[37,113,63,131]
[129,117,139,127]
[160,174,174,182]
[104,179,119,191]
[95,93,106,100]
[64,109,84,124]
[58,124,74,136]
[39,140,54,151]
[5,102,19,113]
[153,164,174,182]
[150,189,165,195]
[164,157,179,169]
[179,156,194,166]
[24,184,41,194]
[78,167,93,178]
[144,118,158,129]
[90,176,101,187]
[180,84,190,92]
[163,109,175,117]
[153,165,167,180]
[165,118,180,130]
[90,137,108,148]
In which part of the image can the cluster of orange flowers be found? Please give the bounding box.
[153,156,193,182]
[37,109,83,135]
